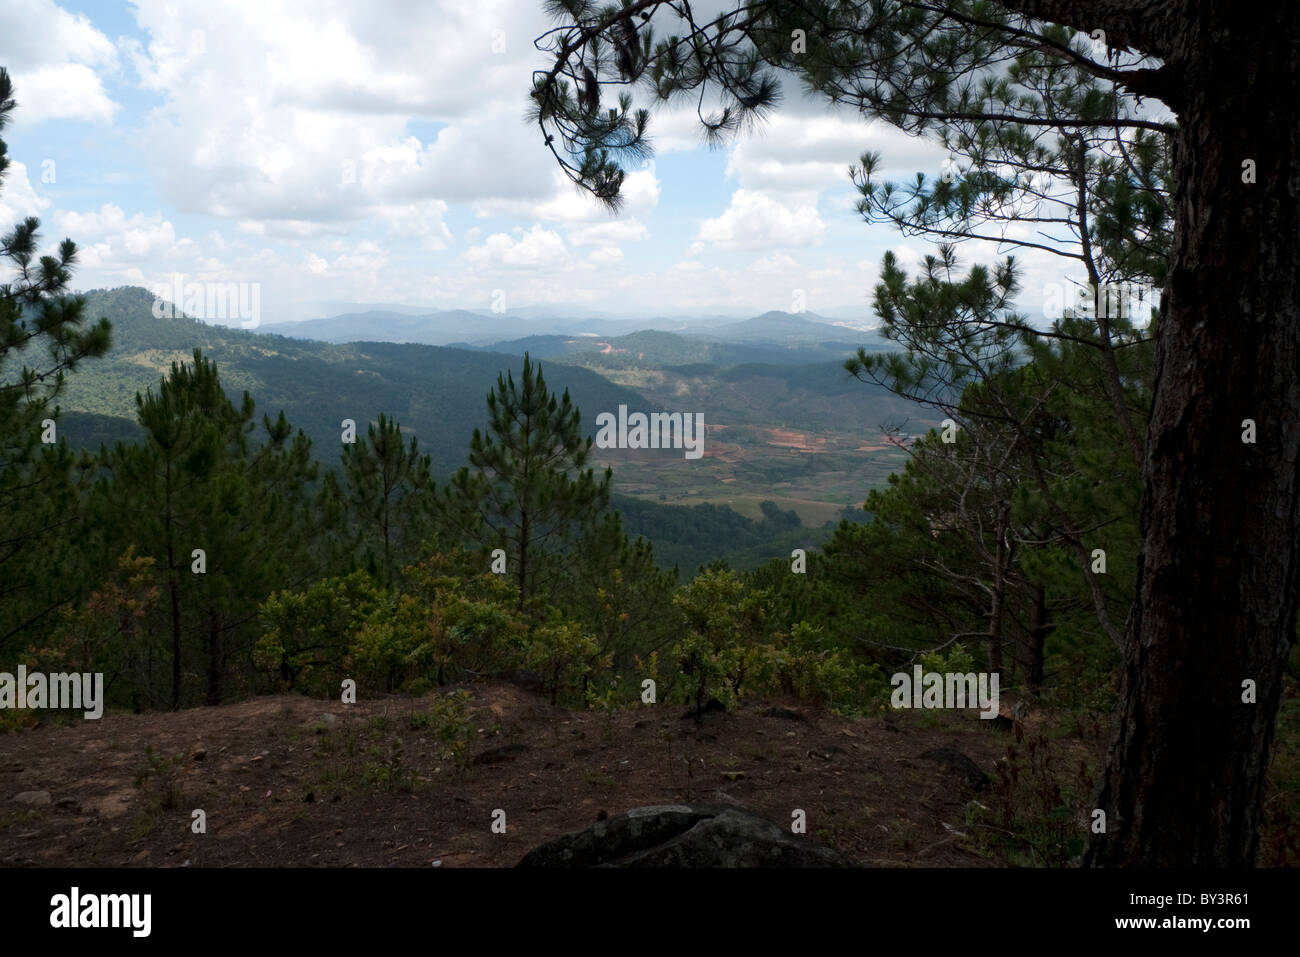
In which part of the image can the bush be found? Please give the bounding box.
[523,614,607,707]
[254,571,381,696]
[752,622,884,715]
[671,568,767,716]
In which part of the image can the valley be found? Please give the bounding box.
[55,288,933,570]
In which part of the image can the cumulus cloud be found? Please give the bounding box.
[0,162,52,224]
[0,0,119,122]
[52,204,193,267]
[465,225,569,269]
[693,190,824,252]
[124,0,559,233]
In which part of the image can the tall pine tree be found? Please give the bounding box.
[440,353,611,610]
[340,412,434,586]
[0,68,111,654]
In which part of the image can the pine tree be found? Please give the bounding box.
[440,353,611,610]
[340,413,434,586]
[98,349,321,707]
[0,67,111,653]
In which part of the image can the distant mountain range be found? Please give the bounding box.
[256,308,884,350]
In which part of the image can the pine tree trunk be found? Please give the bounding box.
[987,507,1008,676]
[1028,583,1048,695]
[206,611,222,706]
[166,455,182,712]
[1085,2,1300,866]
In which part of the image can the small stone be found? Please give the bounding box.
[191,746,207,761]
[762,706,807,722]
[721,771,746,781]
[13,790,51,806]
[131,849,151,864]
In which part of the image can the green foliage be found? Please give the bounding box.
[523,615,607,707]
[0,67,113,655]
[552,511,678,674]
[671,568,767,717]
[341,413,435,585]
[407,688,475,765]
[94,348,322,708]
[26,550,160,714]
[752,622,884,716]
[919,642,975,678]
[255,571,382,696]
[439,352,611,609]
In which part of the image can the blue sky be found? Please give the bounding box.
[0,0,1073,327]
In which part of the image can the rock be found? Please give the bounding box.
[808,744,846,760]
[54,797,79,810]
[761,706,807,722]
[470,743,530,767]
[130,849,151,864]
[920,747,989,790]
[721,771,746,781]
[492,669,545,693]
[679,698,727,720]
[13,790,51,806]
[517,804,855,868]
[191,746,207,761]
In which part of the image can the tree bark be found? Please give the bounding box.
[1028,582,1049,695]
[206,610,222,706]
[1085,0,1300,866]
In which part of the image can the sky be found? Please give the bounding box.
[0,0,1079,326]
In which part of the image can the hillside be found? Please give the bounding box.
[52,287,920,571]
[702,310,875,343]
[62,287,656,475]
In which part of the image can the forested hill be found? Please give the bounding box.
[58,286,654,474]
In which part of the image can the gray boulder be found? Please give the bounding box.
[920,747,989,790]
[518,804,855,868]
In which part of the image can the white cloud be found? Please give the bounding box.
[724,114,950,193]
[464,225,569,269]
[52,204,190,266]
[14,63,118,123]
[0,0,119,123]
[0,162,52,224]
[125,0,560,233]
[567,219,647,247]
[694,189,824,252]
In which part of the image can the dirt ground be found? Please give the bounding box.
[0,681,1096,868]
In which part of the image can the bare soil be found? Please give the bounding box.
[0,681,1095,868]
